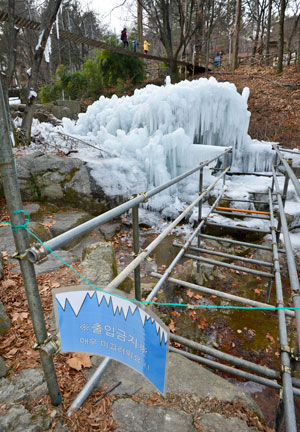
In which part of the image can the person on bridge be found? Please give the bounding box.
[133,39,139,52]
[121,27,128,48]
[144,40,151,54]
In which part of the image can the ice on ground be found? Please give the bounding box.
[62,77,274,182]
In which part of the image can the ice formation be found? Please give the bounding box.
[62,77,275,214]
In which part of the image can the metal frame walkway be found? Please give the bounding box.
[26,144,300,431]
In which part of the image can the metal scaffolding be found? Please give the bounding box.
[2,75,299,428]
[27,143,300,429]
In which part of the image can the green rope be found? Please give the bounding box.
[1,210,300,311]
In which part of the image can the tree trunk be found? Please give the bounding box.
[1,0,19,144]
[205,0,215,76]
[277,0,286,73]
[298,40,300,73]
[232,0,241,70]
[265,0,272,65]
[194,0,205,67]
[21,0,63,143]
[137,1,143,52]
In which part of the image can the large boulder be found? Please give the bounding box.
[0,153,117,215]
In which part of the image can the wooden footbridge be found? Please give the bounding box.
[0,10,206,73]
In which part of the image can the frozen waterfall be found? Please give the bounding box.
[62,77,275,213]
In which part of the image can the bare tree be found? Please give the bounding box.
[138,0,199,78]
[265,0,273,65]
[21,0,63,143]
[277,0,286,72]
[232,0,241,69]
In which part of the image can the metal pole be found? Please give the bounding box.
[146,188,224,303]
[198,233,286,253]
[0,82,61,406]
[179,244,273,268]
[271,152,278,193]
[197,167,203,273]
[213,210,269,220]
[269,189,297,431]
[151,273,295,318]
[276,159,291,244]
[27,148,232,261]
[67,357,110,416]
[184,254,274,278]
[272,166,300,350]
[132,204,141,301]
[273,144,300,199]
[170,333,277,380]
[205,221,270,234]
[169,347,300,396]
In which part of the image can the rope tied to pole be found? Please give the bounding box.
[1,210,30,231]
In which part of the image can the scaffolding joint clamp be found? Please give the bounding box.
[27,243,48,263]
[280,344,291,354]
[11,251,28,261]
[291,290,300,299]
[139,192,148,202]
[32,333,61,356]
[281,365,291,375]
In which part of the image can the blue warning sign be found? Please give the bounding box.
[53,288,169,394]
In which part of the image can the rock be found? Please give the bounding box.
[22,203,43,221]
[85,352,261,416]
[0,226,17,256]
[0,368,47,404]
[0,356,9,378]
[99,222,122,241]
[27,221,53,243]
[81,242,117,285]
[56,100,81,119]
[0,301,11,336]
[51,105,72,120]
[118,276,134,294]
[195,412,254,432]
[14,250,77,275]
[1,153,116,215]
[49,211,92,249]
[112,399,195,432]
[34,250,78,274]
[0,404,51,432]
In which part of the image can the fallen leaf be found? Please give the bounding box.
[254,288,262,294]
[266,333,275,343]
[12,312,29,322]
[52,282,61,288]
[67,353,92,371]
[1,279,17,289]
[194,294,203,300]
[237,329,242,334]
[186,289,194,298]
[171,310,181,317]
[168,319,176,332]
